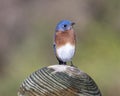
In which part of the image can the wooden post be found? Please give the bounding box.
[18,65,102,96]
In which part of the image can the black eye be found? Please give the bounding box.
[64,24,67,27]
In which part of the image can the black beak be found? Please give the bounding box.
[71,22,75,26]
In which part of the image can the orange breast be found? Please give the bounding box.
[55,30,76,48]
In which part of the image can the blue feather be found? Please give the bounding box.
[55,20,73,31]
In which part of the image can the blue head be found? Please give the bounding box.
[55,20,75,32]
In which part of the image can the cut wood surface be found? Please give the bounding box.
[18,65,102,96]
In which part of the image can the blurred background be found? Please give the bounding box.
[0,0,120,96]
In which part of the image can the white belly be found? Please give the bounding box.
[56,43,75,62]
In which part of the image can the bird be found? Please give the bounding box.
[53,20,76,66]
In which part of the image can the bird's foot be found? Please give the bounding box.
[59,61,67,65]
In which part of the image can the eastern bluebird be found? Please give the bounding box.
[53,20,76,65]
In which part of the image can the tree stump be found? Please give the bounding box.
[18,65,102,96]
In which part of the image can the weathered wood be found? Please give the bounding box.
[18,65,102,96]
